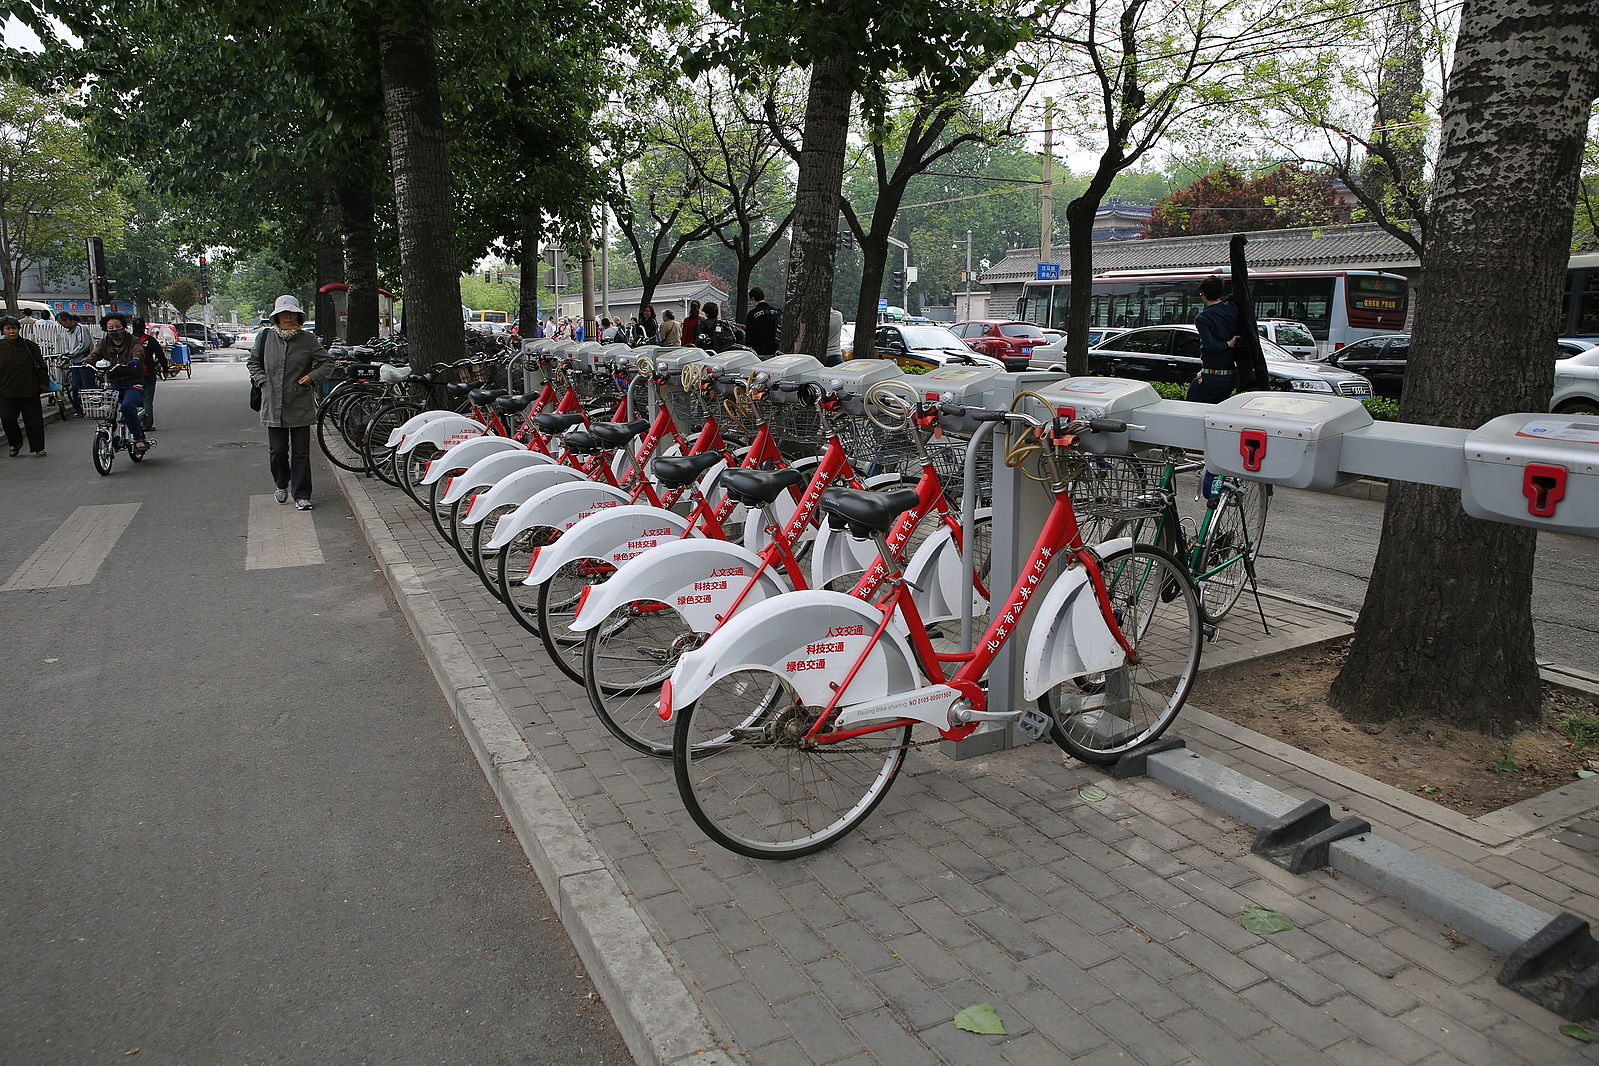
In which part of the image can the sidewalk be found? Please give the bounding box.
[335,463,1599,1066]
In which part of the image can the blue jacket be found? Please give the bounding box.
[1195,299,1240,370]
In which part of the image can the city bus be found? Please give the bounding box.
[1562,252,1599,339]
[1018,268,1411,355]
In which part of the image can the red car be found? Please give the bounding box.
[950,320,1048,371]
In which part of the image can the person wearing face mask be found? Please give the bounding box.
[247,295,333,510]
[89,313,152,453]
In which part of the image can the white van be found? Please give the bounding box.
[1255,319,1319,360]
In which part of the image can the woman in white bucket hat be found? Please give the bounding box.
[247,294,333,509]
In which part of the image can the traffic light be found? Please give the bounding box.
[892,269,905,291]
[496,270,504,283]
[199,255,209,300]
[484,269,492,283]
[836,231,854,250]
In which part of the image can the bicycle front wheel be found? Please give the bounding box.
[494,526,558,636]
[92,430,114,476]
[1041,543,1201,765]
[535,557,616,683]
[673,670,911,859]
[317,390,372,472]
[584,599,701,756]
[1196,491,1253,623]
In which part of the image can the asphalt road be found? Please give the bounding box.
[0,363,629,1065]
[1257,484,1599,669]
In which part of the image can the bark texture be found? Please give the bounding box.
[338,167,382,344]
[375,0,463,364]
[313,178,343,344]
[782,53,855,359]
[518,215,542,332]
[1330,0,1599,735]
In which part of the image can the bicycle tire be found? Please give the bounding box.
[583,599,704,756]
[92,429,114,476]
[1195,492,1251,623]
[673,669,911,859]
[494,525,558,636]
[469,504,518,599]
[364,401,423,486]
[1041,543,1201,764]
[399,438,442,504]
[535,557,616,683]
[316,391,371,472]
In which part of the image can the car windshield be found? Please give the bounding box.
[1256,337,1303,362]
[901,326,965,349]
[1268,322,1315,347]
[1000,323,1047,340]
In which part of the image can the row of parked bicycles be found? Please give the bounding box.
[317,337,1270,858]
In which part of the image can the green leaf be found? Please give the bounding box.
[953,1003,1007,1035]
[1078,785,1109,803]
[1490,759,1518,773]
[1241,904,1294,935]
[1560,1023,1599,1043]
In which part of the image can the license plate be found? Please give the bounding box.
[1021,347,1033,355]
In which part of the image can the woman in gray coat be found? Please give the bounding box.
[247,295,333,509]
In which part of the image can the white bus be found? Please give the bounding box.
[1019,268,1410,356]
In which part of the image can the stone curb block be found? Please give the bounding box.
[332,465,740,1066]
[1145,746,1564,988]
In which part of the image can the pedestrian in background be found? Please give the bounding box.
[248,295,333,510]
[658,309,681,346]
[825,307,844,366]
[695,302,739,352]
[0,315,51,456]
[634,305,659,345]
[681,300,701,349]
[58,311,94,417]
[130,318,168,430]
[744,287,781,355]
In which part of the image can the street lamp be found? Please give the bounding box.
[952,229,974,319]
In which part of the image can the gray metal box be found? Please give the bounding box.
[1462,414,1599,537]
[751,354,823,402]
[1203,392,1373,490]
[914,363,1008,433]
[570,341,608,373]
[803,360,904,416]
[1027,377,1161,455]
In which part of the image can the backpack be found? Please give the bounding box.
[699,318,736,352]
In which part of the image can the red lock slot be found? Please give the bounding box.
[1522,463,1568,518]
[1239,429,1268,472]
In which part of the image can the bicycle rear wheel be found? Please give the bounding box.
[673,670,912,859]
[583,599,697,755]
[1196,492,1252,623]
[470,504,519,599]
[494,526,558,636]
[1041,543,1201,765]
[363,401,421,487]
[316,389,376,472]
[536,557,617,683]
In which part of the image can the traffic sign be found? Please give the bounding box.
[1035,263,1061,281]
[878,298,888,312]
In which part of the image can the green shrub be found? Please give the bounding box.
[1152,381,1189,400]
[1362,397,1400,420]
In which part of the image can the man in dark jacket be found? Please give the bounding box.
[0,315,51,456]
[1190,276,1240,405]
[744,287,781,356]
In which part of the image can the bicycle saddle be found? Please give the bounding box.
[651,451,723,489]
[535,411,586,433]
[405,372,432,385]
[493,392,538,414]
[719,468,806,507]
[468,387,509,406]
[819,486,922,538]
[561,428,599,453]
[445,382,473,399]
[587,419,651,447]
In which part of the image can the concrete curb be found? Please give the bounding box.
[1142,743,1586,1015]
[332,464,741,1066]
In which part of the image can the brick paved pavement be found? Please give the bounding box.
[341,468,1599,1065]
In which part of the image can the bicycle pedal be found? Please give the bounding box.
[1016,708,1051,741]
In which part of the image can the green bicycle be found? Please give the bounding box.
[1072,449,1270,629]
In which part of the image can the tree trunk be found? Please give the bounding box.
[313,178,343,343]
[783,52,855,359]
[1330,0,1599,736]
[375,0,463,364]
[853,231,890,336]
[338,170,382,344]
[518,214,542,331]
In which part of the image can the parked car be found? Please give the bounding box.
[1025,327,1127,371]
[1323,333,1409,397]
[1255,318,1319,360]
[1553,347,1599,414]
[871,323,1008,372]
[1556,337,1599,359]
[1087,325,1375,396]
[174,321,227,350]
[950,319,1049,371]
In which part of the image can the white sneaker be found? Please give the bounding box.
[295,499,313,511]
[275,489,288,504]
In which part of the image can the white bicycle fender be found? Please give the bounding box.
[398,415,482,456]
[386,409,451,449]
[420,436,519,485]
[1021,537,1133,701]
[525,506,693,586]
[901,508,993,624]
[439,449,551,505]
[669,591,920,711]
[572,540,781,634]
[462,464,584,525]
[485,481,632,553]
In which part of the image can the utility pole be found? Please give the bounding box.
[600,211,611,321]
[581,240,596,342]
[964,228,973,319]
[1040,98,1054,265]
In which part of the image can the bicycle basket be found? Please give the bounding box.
[80,389,120,420]
[1064,454,1169,521]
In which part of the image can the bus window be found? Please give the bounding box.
[1254,276,1336,338]
[1344,275,1406,332]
